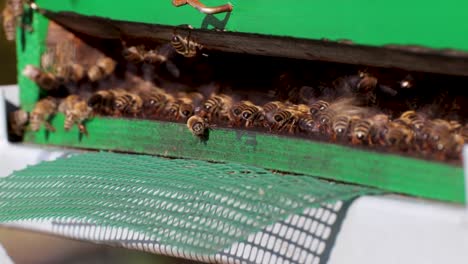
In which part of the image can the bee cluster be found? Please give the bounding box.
[9,22,468,163]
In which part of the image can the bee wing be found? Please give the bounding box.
[378,84,398,96]
[165,60,180,78]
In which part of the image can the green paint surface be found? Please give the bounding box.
[16,10,49,111]
[25,115,465,204]
[35,0,468,51]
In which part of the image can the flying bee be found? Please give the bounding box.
[87,57,117,82]
[112,89,143,117]
[22,65,60,91]
[8,109,29,136]
[187,115,208,138]
[64,100,93,135]
[87,90,116,115]
[352,71,382,105]
[171,27,203,58]
[200,94,233,123]
[357,71,378,93]
[30,97,58,132]
[309,100,330,117]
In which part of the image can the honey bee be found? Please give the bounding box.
[229,101,264,128]
[2,0,33,41]
[56,63,86,83]
[166,92,203,121]
[122,45,145,63]
[87,57,117,82]
[315,98,365,136]
[171,27,203,58]
[296,115,317,135]
[22,65,60,91]
[309,100,330,117]
[331,114,360,141]
[357,71,378,93]
[30,97,58,132]
[351,114,389,145]
[460,124,468,142]
[49,41,85,83]
[384,120,414,150]
[423,120,464,160]
[433,132,464,160]
[112,89,143,117]
[143,49,167,64]
[2,2,16,41]
[87,90,116,115]
[350,118,373,145]
[200,94,233,123]
[187,115,208,137]
[270,107,303,133]
[398,110,425,131]
[263,101,286,115]
[352,71,379,105]
[420,119,458,152]
[141,88,175,117]
[58,94,81,114]
[8,109,29,136]
[64,100,93,135]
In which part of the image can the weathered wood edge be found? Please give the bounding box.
[24,115,465,204]
[43,10,468,77]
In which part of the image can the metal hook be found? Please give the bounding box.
[172,0,233,15]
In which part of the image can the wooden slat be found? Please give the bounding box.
[25,115,465,204]
[42,10,468,77]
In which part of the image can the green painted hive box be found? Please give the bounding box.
[16,0,467,204]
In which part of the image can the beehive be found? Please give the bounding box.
[13,0,468,203]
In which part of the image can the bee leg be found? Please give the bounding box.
[44,122,56,132]
[351,137,360,145]
[435,152,446,161]
[78,123,88,136]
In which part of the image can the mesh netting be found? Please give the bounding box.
[0,152,381,254]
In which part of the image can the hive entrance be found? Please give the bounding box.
[20,20,468,164]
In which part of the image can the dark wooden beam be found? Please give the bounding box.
[43,10,468,77]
